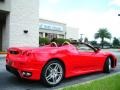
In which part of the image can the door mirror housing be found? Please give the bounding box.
[94,46,101,52]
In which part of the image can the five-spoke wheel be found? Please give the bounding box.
[41,60,64,86]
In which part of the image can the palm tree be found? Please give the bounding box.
[94,28,112,48]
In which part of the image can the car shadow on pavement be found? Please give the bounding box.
[0,69,118,90]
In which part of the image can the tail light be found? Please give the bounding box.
[8,49,20,55]
[9,50,19,55]
[8,48,34,60]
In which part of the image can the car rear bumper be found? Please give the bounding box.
[6,65,20,77]
[6,64,41,80]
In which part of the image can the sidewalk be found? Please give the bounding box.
[0,54,6,59]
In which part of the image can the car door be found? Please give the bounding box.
[78,51,98,71]
[75,43,102,72]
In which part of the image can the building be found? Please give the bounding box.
[0,0,79,51]
[0,0,39,51]
[39,19,66,40]
[66,26,79,41]
[39,19,80,41]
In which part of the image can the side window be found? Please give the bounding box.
[76,44,94,52]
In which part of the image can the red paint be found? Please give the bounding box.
[6,43,117,80]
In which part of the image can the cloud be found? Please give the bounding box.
[110,0,120,6]
[39,0,120,40]
[63,9,120,40]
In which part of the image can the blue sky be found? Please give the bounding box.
[39,0,120,40]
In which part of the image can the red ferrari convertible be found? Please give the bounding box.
[6,42,117,86]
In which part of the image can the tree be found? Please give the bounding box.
[94,28,112,48]
[90,40,98,46]
[102,41,111,46]
[84,37,89,43]
[112,37,120,48]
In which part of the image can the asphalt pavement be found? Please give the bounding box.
[0,49,120,90]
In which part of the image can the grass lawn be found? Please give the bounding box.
[61,73,120,90]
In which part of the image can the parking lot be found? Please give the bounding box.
[0,49,120,90]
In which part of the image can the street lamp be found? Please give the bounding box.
[79,34,84,42]
[65,32,66,39]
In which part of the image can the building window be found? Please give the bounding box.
[39,32,43,38]
[45,33,48,37]
[59,34,64,38]
[45,33,57,40]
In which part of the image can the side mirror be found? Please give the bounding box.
[94,46,101,52]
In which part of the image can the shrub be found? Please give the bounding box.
[39,37,50,46]
[54,38,70,45]
[39,37,70,46]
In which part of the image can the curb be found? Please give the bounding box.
[0,52,7,54]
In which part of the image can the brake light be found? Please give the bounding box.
[8,50,20,55]
[7,48,22,55]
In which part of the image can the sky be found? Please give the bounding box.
[39,0,120,41]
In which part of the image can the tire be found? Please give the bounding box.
[41,60,64,87]
[104,57,111,73]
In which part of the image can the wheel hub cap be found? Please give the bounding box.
[45,63,63,85]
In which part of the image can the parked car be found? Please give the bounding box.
[6,42,117,87]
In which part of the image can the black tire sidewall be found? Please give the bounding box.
[104,57,111,73]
